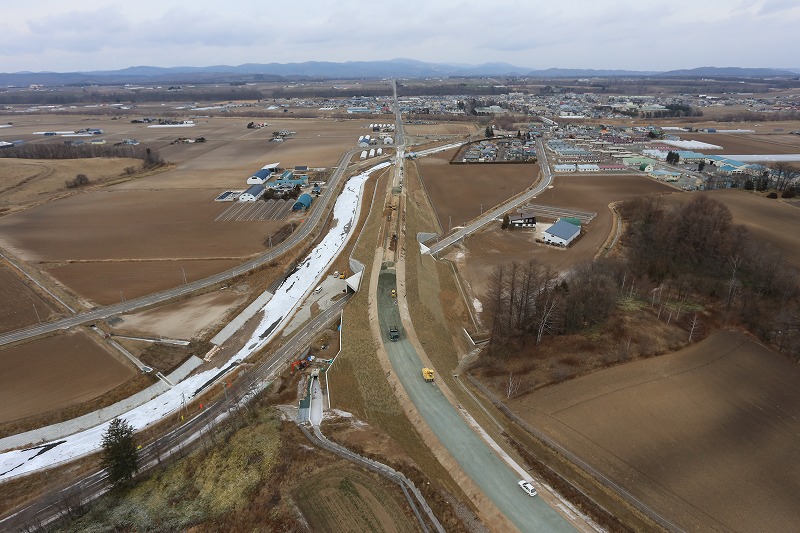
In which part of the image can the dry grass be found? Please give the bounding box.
[327,167,464,502]
[293,467,421,533]
[403,160,470,374]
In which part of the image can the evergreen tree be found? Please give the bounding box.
[101,418,138,486]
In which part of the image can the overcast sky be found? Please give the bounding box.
[1,0,798,73]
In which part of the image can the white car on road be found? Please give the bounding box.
[518,480,537,497]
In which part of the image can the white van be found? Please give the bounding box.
[314,286,323,294]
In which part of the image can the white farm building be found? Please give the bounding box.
[239,184,266,202]
[542,219,580,247]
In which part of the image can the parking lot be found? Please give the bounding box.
[215,198,294,222]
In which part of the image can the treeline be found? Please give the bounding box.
[0,143,164,168]
[619,195,799,355]
[715,110,800,122]
[265,87,392,99]
[0,89,264,106]
[486,259,623,351]
[397,84,511,97]
[485,195,799,359]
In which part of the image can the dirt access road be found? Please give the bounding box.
[376,269,575,533]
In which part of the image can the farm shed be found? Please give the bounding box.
[247,168,272,185]
[293,193,313,211]
[239,184,266,202]
[543,219,580,247]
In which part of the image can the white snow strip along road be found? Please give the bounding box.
[0,162,388,483]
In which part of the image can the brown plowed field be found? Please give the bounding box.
[0,189,279,262]
[43,259,244,306]
[0,331,134,423]
[404,123,477,136]
[661,189,800,268]
[416,148,540,230]
[684,133,800,154]
[512,331,800,532]
[0,262,60,333]
[450,173,675,299]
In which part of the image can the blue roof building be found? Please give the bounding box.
[293,193,313,211]
[543,219,581,247]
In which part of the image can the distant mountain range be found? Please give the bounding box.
[1,59,798,86]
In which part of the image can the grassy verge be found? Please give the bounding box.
[402,160,471,377]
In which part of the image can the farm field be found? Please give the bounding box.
[0,115,368,170]
[0,262,60,332]
[0,331,134,423]
[511,330,800,532]
[661,189,800,269]
[0,157,143,213]
[415,148,539,230]
[44,259,245,306]
[403,122,477,136]
[0,114,373,304]
[683,132,800,155]
[113,288,247,339]
[293,467,420,533]
[0,189,280,262]
[449,173,675,301]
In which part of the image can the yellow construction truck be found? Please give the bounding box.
[421,368,435,382]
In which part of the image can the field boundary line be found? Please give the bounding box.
[0,250,75,314]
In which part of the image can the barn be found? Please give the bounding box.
[247,168,272,185]
[542,219,580,247]
[239,184,265,202]
[293,193,313,211]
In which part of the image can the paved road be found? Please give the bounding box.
[0,295,351,530]
[0,148,358,347]
[376,270,574,533]
[426,137,553,255]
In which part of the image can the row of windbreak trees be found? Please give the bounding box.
[485,196,799,359]
[0,143,164,168]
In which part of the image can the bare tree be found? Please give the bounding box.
[505,372,521,399]
[688,314,700,341]
[536,293,560,345]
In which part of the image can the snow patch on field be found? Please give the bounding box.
[662,140,723,150]
[0,162,390,482]
[718,154,800,162]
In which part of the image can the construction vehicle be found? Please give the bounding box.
[339,271,346,279]
[389,326,399,341]
[391,288,397,298]
[422,368,435,382]
[290,355,315,374]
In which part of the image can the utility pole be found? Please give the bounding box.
[448,215,452,233]
[120,290,125,302]
[32,304,41,324]
[480,203,483,215]
[181,266,187,285]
